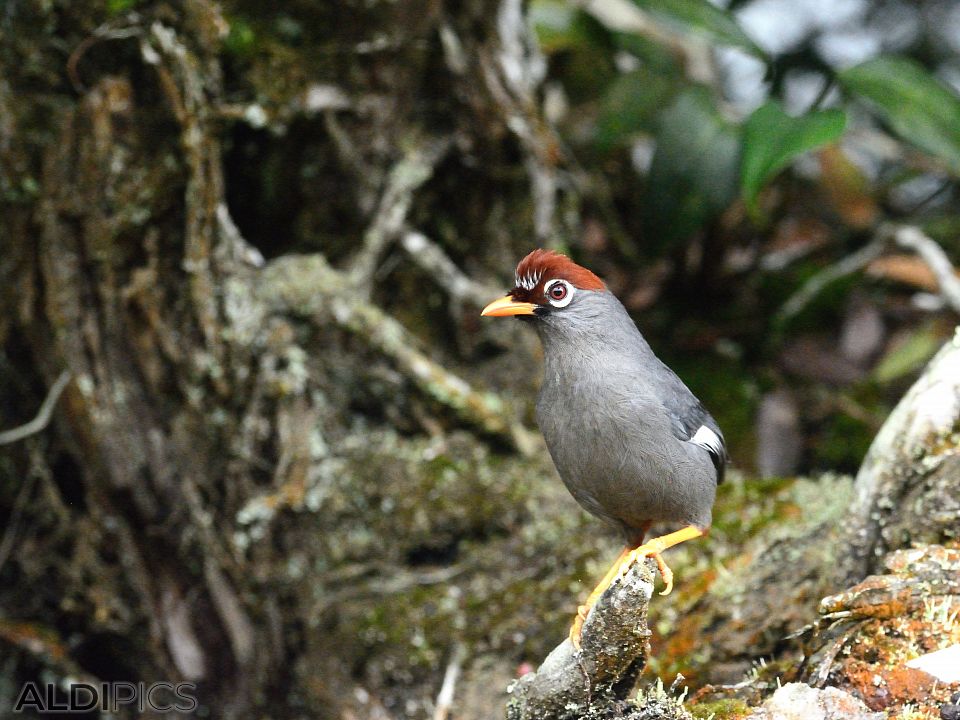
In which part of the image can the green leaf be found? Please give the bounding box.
[644,88,741,248]
[107,0,139,15]
[612,31,683,76]
[872,323,943,384]
[530,0,580,53]
[631,0,766,58]
[839,56,960,175]
[741,101,847,217]
[531,1,612,57]
[224,17,257,57]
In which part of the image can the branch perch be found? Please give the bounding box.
[259,254,537,454]
[893,225,960,314]
[348,138,451,295]
[0,371,71,445]
[507,558,662,720]
[401,231,502,304]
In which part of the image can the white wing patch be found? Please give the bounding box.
[688,425,723,457]
[515,270,543,291]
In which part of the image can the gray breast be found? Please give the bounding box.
[536,371,715,537]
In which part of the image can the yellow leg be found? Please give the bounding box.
[623,525,703,597]
[568,525,704,649]
[568,546,631,645]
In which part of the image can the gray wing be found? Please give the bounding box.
[653,362,728,484]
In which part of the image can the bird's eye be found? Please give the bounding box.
[544,279,574,308]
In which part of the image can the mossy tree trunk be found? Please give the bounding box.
[0,0,567,715]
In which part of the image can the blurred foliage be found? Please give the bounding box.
[839,56,960,175]
[645,88,741,248]
[2,0,959,715]
[632,0,765,58]
[531,0,960,474]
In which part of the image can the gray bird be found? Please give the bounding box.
[482,249,726,646]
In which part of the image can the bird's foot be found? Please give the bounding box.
[621,544,674,596]
[620,538,673,595]
[567,552,670,649]
[621,526,704,596]
[567,527,704,648]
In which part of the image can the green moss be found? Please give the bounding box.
[711,473,797,544]
[688,698,751,720]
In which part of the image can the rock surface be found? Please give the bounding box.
[746,684,882,720]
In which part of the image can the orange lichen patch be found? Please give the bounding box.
[840,658,949,712]
[660,612,705,680]
[649,566,720,683]
[820,575,914,618]
[884,544,960,574]
[811,546,960,717]
[0,620,68,662]
[823,610,960,715]
[778,504,803,521]
[884,666,940,705]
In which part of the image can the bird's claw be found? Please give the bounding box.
[569,604,588,649]
[654,553,674,595]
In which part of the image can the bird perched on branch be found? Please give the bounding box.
[481,249,726,648]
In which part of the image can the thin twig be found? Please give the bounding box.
[0,371,71,445]
[808,75,836,113]
[480,7,558,242]
[811,619,866,688]
[777,237,888,323]
[904,177,952,215]
[778,224,960,322]
[67,18,143,92]
[323,111,378,211]
[348,138,451,295]
[893,225,960,314]
[432,642,466,720]
[400,231,500,304]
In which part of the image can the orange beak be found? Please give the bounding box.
[480,295,537,317]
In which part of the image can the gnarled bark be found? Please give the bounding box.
[0,0,568,716]
[680,330,960,693]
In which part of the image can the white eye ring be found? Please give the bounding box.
[544,279,575,308]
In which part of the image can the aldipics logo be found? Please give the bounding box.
[13,682,198,713]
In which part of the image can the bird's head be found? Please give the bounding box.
[480,249,606,320]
